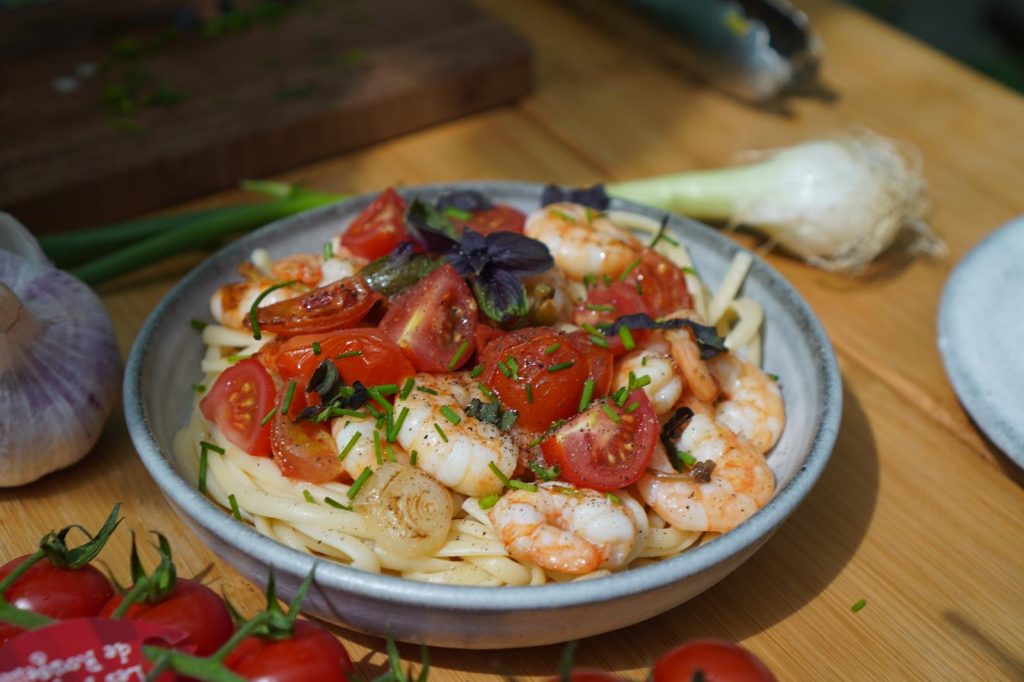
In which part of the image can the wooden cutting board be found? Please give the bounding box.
[0,0,531,232]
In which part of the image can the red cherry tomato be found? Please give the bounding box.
[270,387,342,484]
[480,328,590,432]
[622,248,693,317]
[541,389,658,491]
[474,323,508,356]
[341,187,409,260]
[563,331,615,399]
[379,263,478,372]
[653,639,776,682]
[447,204,526,235]
[200,359,276,456]
[274,329,415,389]
[246,276,383,337]
[225,619,354,682]
[0,556,115,645]
[99,579,233,657]
[573,281,652,356]
[545,670,627,682]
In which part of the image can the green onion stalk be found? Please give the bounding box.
[606,130,944,271]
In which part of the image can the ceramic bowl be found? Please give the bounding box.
[124,181,841,649]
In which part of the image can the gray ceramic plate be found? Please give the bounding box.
[938,216,1024,465]
[124,181,842,649]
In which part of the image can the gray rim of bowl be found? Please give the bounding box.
[124,180,842,614]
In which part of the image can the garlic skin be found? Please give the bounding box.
[0,251,122,486]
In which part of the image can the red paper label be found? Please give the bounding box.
[0,618,190,681]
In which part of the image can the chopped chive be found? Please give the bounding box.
[479,494,500,510]
[488,461,511,486]
[191,383,206,393]
[581,323,600,335]
[681,266,698,276]
[851,598,867,613]
[374,383,399,395]
[410,449,418,466]
[583,273,596,288]
[525,383,534,404]
[614,387,629,407]
[225,353,251,362]
[433,423,449,443]
[506,356,519,378]
[527,436,544,448]
[336,408,369,419]
[260,406,277,426]
[543,342,561,355]
[364,402,382,419]
[619,257,642,280]
[198,447,209,494]
[497,360,512,378]
[334,350,363,360]
[368,387,393,414]
[601,403,621,423]
[641,356,648,366]
[632,374,652,389]
[636,281,644,295]
[324,496,351,511]
[625,401,640,414]
[440,406,461,425]
[416,386,438,396]
[281,380,297,414]
[443,206,472,221]
[470,364,484,378]
[312,341,322,356]
[385,444,397,462]
[347,467,373,499]
[190,318,208,331]
[249,279,297,340]
[338,431,361,461]
[399,377,415,399]
[447,340,470,370]
[768,373,780,382]
[585,303,614,312]
[547,361,574,373]
[663,234,679,246]
[619,325,636,351]
[589,334,610,349]
[579,378,595,411]
[508,480,538,492]
[373,429,383,464]
[323,241,333,260]
[677,449,696,467]
[228,494,241,520]
[200,440,225,455]
[605,492,621,505]
[303,489,316,504]
[649,216,670,247]
[477,382,497,401]
[390,406,410,441]
[550,208,576,222]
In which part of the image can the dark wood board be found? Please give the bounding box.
[0,0,531,232]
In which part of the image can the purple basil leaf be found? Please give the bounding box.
[482,231,554,276]
[471,267,530,323]
[601,313,727,359]
[435,190,494,213]
[405,199,461,253]
[540,184,610,210]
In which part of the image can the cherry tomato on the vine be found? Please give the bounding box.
[199,358,276,457]
[225,619,354,682]
[652,639,776,682]
[0,556,115,645]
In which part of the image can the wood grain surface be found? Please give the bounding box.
[3,0,1023,679]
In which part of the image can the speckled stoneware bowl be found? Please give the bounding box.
[125,181,841,649]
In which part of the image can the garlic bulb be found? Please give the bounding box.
[0,247,122,486]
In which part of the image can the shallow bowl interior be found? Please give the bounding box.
[125,181,841,649]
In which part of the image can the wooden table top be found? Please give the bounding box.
[3,0,1023,679]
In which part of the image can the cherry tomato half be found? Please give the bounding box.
[341,187,409,260]
[200,359,276,456]
[541,389,658,491]
[447,204,526,235]
[480,328,590,432]
[225,619,354,682]
[100,579,233,657]
[270,386,342,484]
[274,329,415,390]
[652,639,776,682]
[0,556,115,645]
[573,281,652,356]
[246,276,383,336]
[563,331,614,399]
[622,248,693,317]
[379,264,478,372]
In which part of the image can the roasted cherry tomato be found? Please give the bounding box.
[274,329,415,389]
[99,579,233,657]
[545,671,627,682]
[270,386,342,484]
[246,276,383,336]
[447,204,526,235]
[573,281,652,356]
[379,263,478,372]
[652,639,776,682]
[622,248,692,317]
[563,331,614,399]
[474,323,508,356]
[480,328,590,432]
[341,187,409,260]
[541,389,657,491]
[200,359,276,456]
[225,619,354,681]
[0,556,115,645]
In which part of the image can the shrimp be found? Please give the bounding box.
[488,483,647,574]
[394,373,518,497]
[636,414,775,533]
[210,279,299,330]
[271,254,323,288]
[661,310,719,403]
[331,416,408,481]
[612,337,683,416]
[524,203,644,281]
[708,353,784,454]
